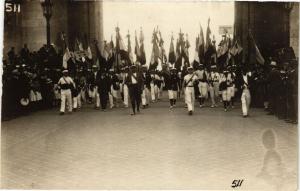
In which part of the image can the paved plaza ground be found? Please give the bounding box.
[1,96,298,190]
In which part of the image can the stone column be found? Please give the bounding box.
[289,3,299,59]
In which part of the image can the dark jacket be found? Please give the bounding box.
[125,71,144,91]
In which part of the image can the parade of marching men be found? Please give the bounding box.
[2,18,298,123]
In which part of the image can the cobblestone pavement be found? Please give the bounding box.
[1,96,298,190]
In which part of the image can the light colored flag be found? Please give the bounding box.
[229,40,243,56]
[62,47,71,69]
[86,46,92,59]
[194,35,200,63]
[254,43,265,65]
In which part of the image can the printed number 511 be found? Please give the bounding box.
[231,179,243,188]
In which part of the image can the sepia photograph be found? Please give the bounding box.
[1,0,299,190]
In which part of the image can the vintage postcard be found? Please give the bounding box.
[1,0,298,190]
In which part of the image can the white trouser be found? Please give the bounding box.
[198,82,208,99]
[222,90,230,101]
[150,83,155,101]
[109,92,114,108]
[228,85,235,99]
[94,87,100,107]
[73,95,81,109]
[168,90,177,100]
[80,89,86,103]
[60,89,72,112]
[210,82,219,105]
[185,87,195,111]
[123,84,129,106]
[209,85,216,105]
[142,87,150,105]
[154,85,160,99]
[241,88,251,116]
[109,85,116,108]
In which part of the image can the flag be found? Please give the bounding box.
[62,47,71,69]
[229,40,243,56]
[135,31,141,60]
[168,35,176,64]
[158,31,167,63]
[249,31,265,65]
[254,42,265,65]
[217,34,230,58]
[94,40,107,71]
[75,38,84,51]
[127,31,134,64]
[149,29,160,69]
[199,25,205,64]
[205,18,212,53]
[194,35,200,64]
[183,36,190,64]
[103,41,110,60]
[86,46,92,59]
[139,29,146,65]
[116,26,129,67]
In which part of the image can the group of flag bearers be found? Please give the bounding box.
[56,18,290,119]
[57,61,252,117]
[3,17,296,123]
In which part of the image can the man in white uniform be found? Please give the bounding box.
[58,70,75,115]
[241,68,252,117]
[121,66,129,108]
[208,65,220,107]
[195,64,208,107]
[183,66,198,115]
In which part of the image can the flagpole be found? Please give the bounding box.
[247,2,251,66]
[115,25,119,72]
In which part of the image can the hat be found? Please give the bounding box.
[20,98,29,106]
[130,65,137,69]
[62,69,68,73]
[223,70,229,73]
[46,78,53,84]
[270,61,277,67]
[170,68,177,71]
[211,65,217,69]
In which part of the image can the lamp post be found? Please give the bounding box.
[40,0,53,47]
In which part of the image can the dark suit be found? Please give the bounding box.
[96,72,110,110]
[125,71,143,114]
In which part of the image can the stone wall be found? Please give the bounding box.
[234,2,294,64]
[290,3,299,59]
[3,0,103,59]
